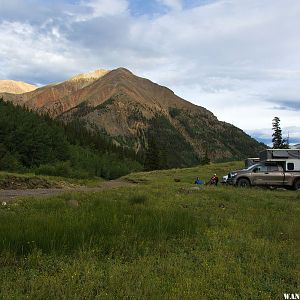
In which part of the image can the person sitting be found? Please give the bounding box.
[209,174,219,186]
[194,177,204,185]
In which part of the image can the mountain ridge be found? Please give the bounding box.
[0,67,265,165]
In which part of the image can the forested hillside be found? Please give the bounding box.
[0,99,142,179]
[1,68,266,164]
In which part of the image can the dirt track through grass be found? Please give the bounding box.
[0,179,136,202]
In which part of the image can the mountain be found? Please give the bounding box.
[0,68,265,167]
[0,69,110,113]
[0,80,37,94]
[0,99,142,178]
[68,69,110,81]
[291,144,300,149]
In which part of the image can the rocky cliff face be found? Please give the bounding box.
[0,68,264,162]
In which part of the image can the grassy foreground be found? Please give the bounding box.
[0,162,299,299]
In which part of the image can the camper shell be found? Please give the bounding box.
[259,149,300,172]
[260,149,300,161]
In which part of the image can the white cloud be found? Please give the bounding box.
[80,0,129,19]
[247,126,300,145]
[0,0,300,137]
[0,21,91,83]
[156,0,183,11]
[130,0,300,134]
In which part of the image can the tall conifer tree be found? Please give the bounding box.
[272,117,288,149]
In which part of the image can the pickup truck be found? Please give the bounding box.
[226,161,300,190]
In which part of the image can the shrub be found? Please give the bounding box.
[35,161,90,179]
[0,152,25,172]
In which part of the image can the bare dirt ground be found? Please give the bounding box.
[0,179,136,202]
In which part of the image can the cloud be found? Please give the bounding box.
[0,0,300,135]
[0,20,92,84]
[272,100,300,111]
[79,0,129,19]
[247,126,300,145]
[156,0,183,11]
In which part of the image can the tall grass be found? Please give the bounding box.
[0,162,299,299]
[0,194,196,256]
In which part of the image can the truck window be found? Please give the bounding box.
[267,165,279,172]
[254,165,268,172]
[287,163,294,171]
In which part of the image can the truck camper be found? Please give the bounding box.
[226,149,300,189]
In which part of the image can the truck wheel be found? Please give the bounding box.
[294,179,300,190]
[237,178,250,188]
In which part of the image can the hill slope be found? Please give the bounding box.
[0,68,265,167]
[0,80,37,94]
[0,100,142,178]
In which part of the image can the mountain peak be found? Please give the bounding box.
[111,67,133,75]
[69,69,110,81]
[0,68,264,162]
[0,80,37,94]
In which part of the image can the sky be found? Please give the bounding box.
[0,0,299,144]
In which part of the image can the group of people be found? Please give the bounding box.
[194,174,219,186]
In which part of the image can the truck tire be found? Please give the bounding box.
[237,178,250,188]
[294,179,300,190]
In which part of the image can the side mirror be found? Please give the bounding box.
[253,168,257,173]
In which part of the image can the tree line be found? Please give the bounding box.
[2,98,272,179]
[0,99,142,179]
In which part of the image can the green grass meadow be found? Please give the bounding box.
[0,162,299,299]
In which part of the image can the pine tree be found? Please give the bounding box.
[272,117,289,149]
[144,134,160,170]
[272,117,282,148]
[201,150,210,165]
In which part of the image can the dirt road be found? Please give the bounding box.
[0,179,136,202]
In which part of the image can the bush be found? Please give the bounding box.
[35,161,90,179]
[69,146,142,180]
[0,152,25,172]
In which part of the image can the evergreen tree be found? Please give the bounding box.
[144,115,201,170]
[201,150,210,165]
[272,117,289,149]
[272,117,282,148]
[0,99,142,178]
[144,133,160,170]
